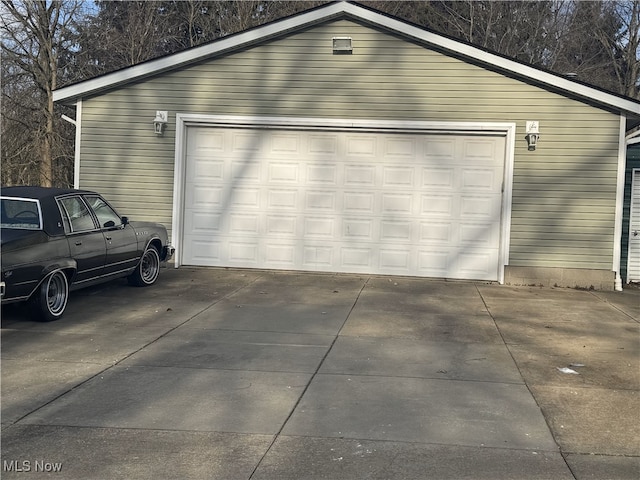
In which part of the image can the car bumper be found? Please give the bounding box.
[162,245,175,262]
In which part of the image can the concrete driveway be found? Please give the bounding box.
[1,267,638,479]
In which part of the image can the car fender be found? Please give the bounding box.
[41,259,77,284]
[146,235,174,261]
[136,235,162,262]
[24,262,75,301]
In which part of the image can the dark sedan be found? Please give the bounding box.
[1,186,174,321]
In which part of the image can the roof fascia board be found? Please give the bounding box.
[54,1,640,117]
[53,2,347,103]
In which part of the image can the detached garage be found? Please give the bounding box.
[53,2,640,290]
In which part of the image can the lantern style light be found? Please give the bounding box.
[525,121,540,151]
[154,111,168,135]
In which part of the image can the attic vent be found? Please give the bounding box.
[332,37,352,53]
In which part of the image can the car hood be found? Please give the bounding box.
[129,221,165,231]
[0,229,49,250]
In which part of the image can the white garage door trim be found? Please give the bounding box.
[172,114,516,283]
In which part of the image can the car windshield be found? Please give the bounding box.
[0,197,42,230]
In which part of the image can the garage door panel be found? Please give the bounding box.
[461,168,498,190]
[267,189,297,209]
[266,215,297,236]
[384,137,417,157]
[308,134,338,155]
[182,127,505,280]
[186,239,222,264]
[345,165,377,186]
[185,211,223,234]
[422,168,455,189]
[425,139,456,158]
[341,247,374,269]
[419,222,453,244]
[268,162,299,183]
[458,249,496,278]
[306,191,337,211]
[229,214,260,236]
[303,245,334,267]
[382,193,413,215]
[189,129,224,153]
[231,161,261,182]
[346,135,377,157]
[344,219,374,241]
[228,242,259,264]
[231,188,261,208]
[187,185,224,208]
[307,164,338,185]
[380,220,412,243]
[463,138,501,161]
[304,217,335,238]
[232,131,264,152]
[265,242,297,266]
[421,195,454,216]
[344,192,375,213]
[271,133,300,155]
[380,248,412,270]
[418,250,450,276]
[460,195,501,219]
[383,166,415,187]
[459,223,499,247]
[191,160,224,180]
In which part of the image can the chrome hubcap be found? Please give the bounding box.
[47,274,67,314]
[141,250,159,283]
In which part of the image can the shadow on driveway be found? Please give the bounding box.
[1,268,638,479]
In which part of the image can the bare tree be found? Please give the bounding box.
[364,0,638,99]
[598,0,639,98]
[74,1,327,75]
[2,0,638,189]
[2,0,84,186]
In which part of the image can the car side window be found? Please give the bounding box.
[85,195,122,229]
[58,197,96,233]
[0,198,42,230]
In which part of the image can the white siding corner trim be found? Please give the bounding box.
[171,114,516,282]
[614,115,627,291]
[73,99,82,189]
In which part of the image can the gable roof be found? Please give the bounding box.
[54,1,640,127]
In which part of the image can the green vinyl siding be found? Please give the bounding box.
[622,145,640,280]
[78,19,621,270]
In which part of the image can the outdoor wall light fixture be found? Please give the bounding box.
[153,111,168,135]
[525,120,540,151]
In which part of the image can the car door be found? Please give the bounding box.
[57,196,107,284]
[83,195,140,276]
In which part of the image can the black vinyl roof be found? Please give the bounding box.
[1,186,99,236]
[1,186,95,200]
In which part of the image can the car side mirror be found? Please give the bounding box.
[121,216,129,226]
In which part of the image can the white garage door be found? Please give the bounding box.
[181,126,505,280]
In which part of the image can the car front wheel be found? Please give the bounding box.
[128,245,160,287]
[30,271,69,322]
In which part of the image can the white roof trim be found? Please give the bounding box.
[53,1,640,117]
